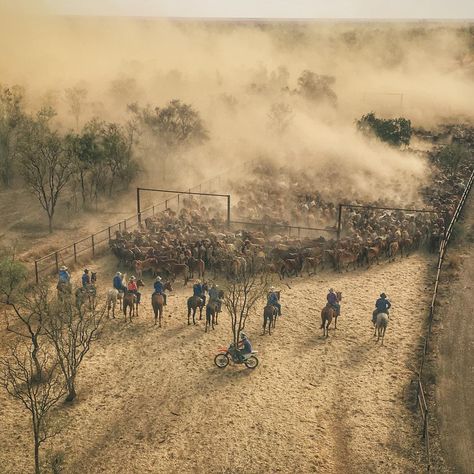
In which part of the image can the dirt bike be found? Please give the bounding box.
[214,343,259,369]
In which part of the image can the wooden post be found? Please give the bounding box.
[124,219,127,230]
[136,188,141,224]
[34,260,39,284]
[73,243,77,263]
[108,227,111,240]
[91,235,95,257]
[165,199,168,210]
[55,252,59,273]
[227,195,231,228]
[337,204,343,240]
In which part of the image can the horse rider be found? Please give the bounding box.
[327,288,340,316]
[372,292,391,324]
[57,265,71,291]
[113,272,127,293]
[193,279,206,305]
[127,276,141,304]
[208,283,222,312]
[267,286,282,316]
[153,276,167,306]
[82,269,91,288]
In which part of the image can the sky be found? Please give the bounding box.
[9,0,474,19]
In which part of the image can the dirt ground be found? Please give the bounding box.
[0,251,433,473]
[436,192,474,474]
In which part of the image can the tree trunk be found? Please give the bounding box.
[65,377,76,402]
[33,427,40,474]
[48,214,53,234]
[31,339,42,382]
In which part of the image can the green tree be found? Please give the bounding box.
[356,112,412,147]
[435,143,471,176]
[296,70,337,106]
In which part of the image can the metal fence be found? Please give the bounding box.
[33,168,236,283]
[416,167,474,471]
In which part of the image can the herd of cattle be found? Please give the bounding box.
[108,160,469,283]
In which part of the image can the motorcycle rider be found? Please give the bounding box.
[236,332,253,362]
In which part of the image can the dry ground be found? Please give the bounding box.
[0,251,432,473]
[435,192,474,474]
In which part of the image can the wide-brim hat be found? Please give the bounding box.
[380,293,387,298]
[155,276,162,281]
[329,288,334,292]
[130,276,136,280]
[60,266,67,271]
[116,272,122,276]
[270,286,275,291]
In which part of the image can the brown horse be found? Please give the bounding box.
[205,301,218,332]
[123,279,144,322]
[151,281,173,327]
[388,241,400,262]
[262,305,278,335]
[320,291,342,337]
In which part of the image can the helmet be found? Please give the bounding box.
[380,293,387,298]
[240,332,247,340]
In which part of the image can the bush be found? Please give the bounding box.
[356,112,412,147]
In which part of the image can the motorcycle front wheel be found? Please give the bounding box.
[214,353,229,368]
[244,356,259,369]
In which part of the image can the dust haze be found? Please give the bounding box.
[1,5,473,203]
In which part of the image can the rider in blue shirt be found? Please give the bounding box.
[327,288,340,316]
[153,276,167,305]
[373,293,391,323]
[113,272,126,292]
[82,269,90,288]
[267,287,282,316]
[193,280,206,305]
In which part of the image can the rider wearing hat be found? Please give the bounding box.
[373,292,391,323]
[193,279,206,305]
[113,272,126,292]
[208,283,222,312]
[82,269,90,288]
[267,286,282,316]
[127,276,141,304]
[327,288,340,316]
[153,276,167,305]
[58,265,70,284]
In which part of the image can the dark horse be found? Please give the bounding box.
[205,289,223,332]
[123,279,144,322]
[187,283,208,325]
[262,291,280,335]
[320,291,342,337]
[151,281,173,327]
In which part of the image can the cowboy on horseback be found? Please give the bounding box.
[326,288,340,316]
[57,265,72,294]
[267,286,281,316]
[193,279,206,305]
[372,292,391,324]
[82,269,90,288]
[113,272,127,292]
[208,283,222,312]
[127,276,141,304]
[153,276,167,306]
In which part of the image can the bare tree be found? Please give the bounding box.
[268,102,294,135]
[1,343,66,474]
[223,272,269,345]
[19,116,74,232]
[64,85,88,130]
[43,301,104,402]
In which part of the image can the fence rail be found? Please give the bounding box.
[33,167,237,283]
[416,167,474,471]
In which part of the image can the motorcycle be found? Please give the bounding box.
[214,343,259,369]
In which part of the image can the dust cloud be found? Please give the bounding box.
[1,5,473,202]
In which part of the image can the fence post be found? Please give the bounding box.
[178,194,180,210]
[91,235,95,257]
[73,243,77,263]
[227,195,231,228]
[55,252,59,274]
[165,199,168,210]
[34,260,39,284]
[337,204,343,240]
[136,188,141,224]
[298,227,301,238]
[123,219,127,230]
[108,227,111,240]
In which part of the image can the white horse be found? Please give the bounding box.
[106,273,126,318]
[374,313,389,345]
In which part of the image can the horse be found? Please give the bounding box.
[75,285,97,310]
[123,279,144,322]
[57,281,72,302]
[374,313,389,345]
[106,273,126,317]
[388,241,400,262]
[187,283,208,325]
[320,291,342,337]
[151,281,173,327]
[262,305,278,335]
[205,301,219,332]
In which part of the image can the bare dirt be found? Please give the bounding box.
[0,252,433,473]
[436,193,474,474]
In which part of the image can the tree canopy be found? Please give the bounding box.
[356,112,412,147]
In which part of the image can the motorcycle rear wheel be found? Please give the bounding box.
[214,353,229,368]
[244,356,259,369]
